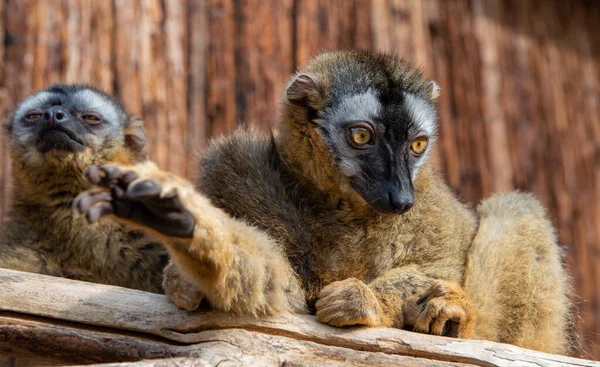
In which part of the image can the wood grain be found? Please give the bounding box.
[0,0,597,360]
[1,268,597,366]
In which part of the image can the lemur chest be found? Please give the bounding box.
[44,216,166,282]
[310,229,410,284]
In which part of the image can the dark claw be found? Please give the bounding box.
[126,180,162,199]
[86,202,114,223]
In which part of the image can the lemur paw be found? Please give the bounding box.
[73,162,196,239]
[315,278,382,327]
[406,280,475,338]
[163,262,204,311]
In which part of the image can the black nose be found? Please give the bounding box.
[43,106,69,125]
[388,191,414,214]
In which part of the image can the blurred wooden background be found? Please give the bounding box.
[0,0,597,360]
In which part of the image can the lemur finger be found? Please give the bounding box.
[417,280,449,305]
[84,165,121,188]
[414,301,442,333]
[125,180,163,200]
[84,165,103,185]
[74,190,112,214]
[86,202,114,223]
[120,171,138,186]
[430,317,449,336]
[413,314,433,334]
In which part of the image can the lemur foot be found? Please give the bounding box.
[315,278,382,327]
[73,162,196,239]
[405,280,475,338]
[163,262,204,311]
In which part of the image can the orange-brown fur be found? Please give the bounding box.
[78,51,571,354]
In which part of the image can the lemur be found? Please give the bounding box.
[74,51,572,354]
[0,85,168,292]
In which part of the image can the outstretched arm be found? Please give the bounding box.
[74,162,306,315]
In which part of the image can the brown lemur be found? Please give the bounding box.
[0,85,168,292]
[74,50,571,354]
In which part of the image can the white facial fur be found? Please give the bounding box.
[13,91,56,122]
[9,87,128,169]
[404,92,437,137]
[325,89,382,125]
[320,90,382,178]
[73,89,119,124]
[404,92,437,179]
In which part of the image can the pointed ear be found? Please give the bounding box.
[286,73,322,106]
[427,81,440,101]
[124,117,147,155]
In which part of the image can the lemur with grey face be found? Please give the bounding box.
[0,85,168,292]
[75,51,572,354]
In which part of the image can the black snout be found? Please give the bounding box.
[387,190,414,214]
[35,106,84,153]
[43,106,69,126]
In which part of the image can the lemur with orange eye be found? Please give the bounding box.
[0,85,168,292]
[75,51,572,354]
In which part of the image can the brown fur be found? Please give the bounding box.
[0,88,168,293]
[78,51,571,354]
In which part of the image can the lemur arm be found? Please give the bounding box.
[164,200,307,315]
[73,162,306,316]
[315,265,475,338]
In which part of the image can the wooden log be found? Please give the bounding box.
[0,268,596,367]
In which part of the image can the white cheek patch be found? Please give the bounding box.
[404,92,437,136]
[404,93,438,180]
[326,90,382,124]
[338,159,361,177]
[322,91,381,179]
[73,89,119,124]
[13,91,56,121]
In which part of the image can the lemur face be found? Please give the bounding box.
[5,85,144,168]
[286,51,439,214]
[319,88,437,214]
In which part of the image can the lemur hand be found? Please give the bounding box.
[74,163,195,239]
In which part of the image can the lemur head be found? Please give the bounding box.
[278,50,440,215]
[4,85,146,170]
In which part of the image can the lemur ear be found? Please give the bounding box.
[124,117,147,155]
[427,81,440,101]
[286,73,322,106]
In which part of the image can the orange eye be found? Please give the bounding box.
[350,127,372,145]
[82,113,102,125]
[410,136,428,155]
[347,122,375,148]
